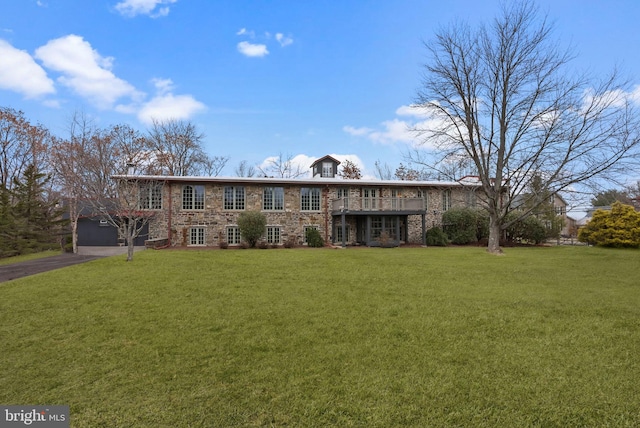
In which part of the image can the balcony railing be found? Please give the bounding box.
[331,197,425,213]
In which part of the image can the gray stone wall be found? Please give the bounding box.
[146,181,475,247]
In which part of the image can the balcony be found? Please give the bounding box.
[331,197,425,214]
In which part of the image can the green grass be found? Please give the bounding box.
[0,249,61,265]
[1,247,640,427]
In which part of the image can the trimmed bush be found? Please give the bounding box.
[505,211,548,244]
[425,227,449,246]
[237,211,267,248]
[443,208,481,244]
[578,202,640,248]
[305,228,324,247]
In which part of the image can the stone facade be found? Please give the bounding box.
[140,176,479,247]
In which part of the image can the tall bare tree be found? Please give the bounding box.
[410,1,640,253]
[147,118,208,176]
[235,160,256,177]
[258,153,306,178]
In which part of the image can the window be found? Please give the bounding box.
[418,189,429,211]
[301,187,321,211]
[227,226,241,245]
[466,189,476,208]
[442,189,452,212]
[337,188,350,210]
[335,224,350,243]
[182,185,204,210]
[140,183,163,209]
[363,188,378,209]
[266,226,281,244]
[322,162,333,178]
[371,216,383,239]
[224,186,245,210]
[189,227,205,246]
[555,206,566,215]
[303,225,319,244]
[263,187,284,211]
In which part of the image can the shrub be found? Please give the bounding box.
[219,241,228,249]
[283,237,297,248]
[305,228,324,247]
[425,227,449,246]
[578,202,640,248]
[443,208,480,244]
[257,241,269,249]
[237,211,267,248]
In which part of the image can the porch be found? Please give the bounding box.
[331,197,427,247]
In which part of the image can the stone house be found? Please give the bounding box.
[119,156,481,247]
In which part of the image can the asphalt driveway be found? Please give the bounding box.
[0,247,145,282]
[0,254,103,283]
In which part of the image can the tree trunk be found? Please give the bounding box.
[126,222,135,262]
[487,214,503,254]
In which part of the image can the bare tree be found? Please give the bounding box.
[147,118,207,176]
[339,159,362,179]
[0,107,50,195]
[374,160,393,180]
[201,154,229,176]
[258,153,306,178]
[50,111,99,254]
[410,0,640,253]
[235,160,256,177]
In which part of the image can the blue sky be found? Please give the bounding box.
[1,0,639,178]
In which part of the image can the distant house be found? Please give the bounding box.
[113,155,482,247]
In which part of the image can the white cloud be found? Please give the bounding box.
[237,41,269,58]
[137,78,205,124]
[115,0,177,18]
[275,33,293,47]
[236,28,255,37]
[344,104,446,149]
[35,34,139,109]
[0,39,55,98]
[343,125,373,136]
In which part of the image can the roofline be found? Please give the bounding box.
[111,175,479,188]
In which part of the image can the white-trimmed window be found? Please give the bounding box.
[189,227,205,246]
[301,187,321,211]
[442,189,452,212]
[227,226,241,245]
[266,226,281,244]
[303,225,320,244]
[263,187,284,211]
[337,188,349,209]
[363,188,378,209]
[418,189,429,211]
[466,189,476,208]
[183,185,205,210]
[224,186,245,210]
[139,183,163,209]
[322,162,333,178]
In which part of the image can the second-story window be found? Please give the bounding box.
[139,183,163,210]
[263,187,284,211]
[301,187,321,211]
[442,189,452,212]
[183,185,205,210]
[224,186,245,210]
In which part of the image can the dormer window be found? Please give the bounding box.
[322,162,333,178]
[311,155,341,178]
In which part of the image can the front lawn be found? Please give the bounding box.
[1,247,639,426]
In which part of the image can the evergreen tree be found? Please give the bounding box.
[11,164,65,253]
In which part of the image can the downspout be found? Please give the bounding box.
[323,185,329,243]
